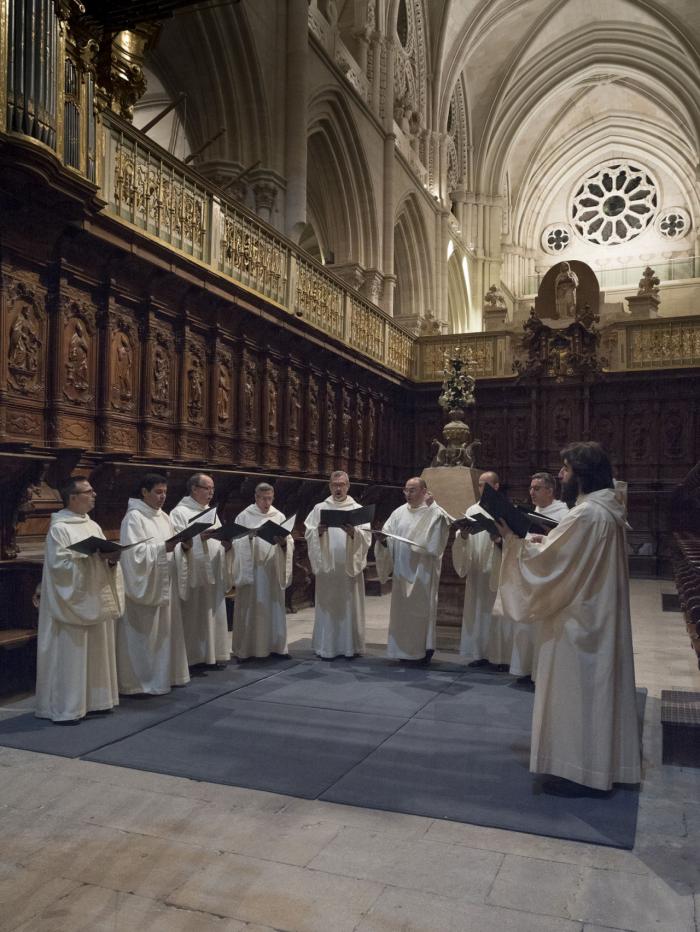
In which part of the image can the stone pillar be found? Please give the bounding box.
[284,0,309,240]
[626,294,660,319]
[381,39,396,317]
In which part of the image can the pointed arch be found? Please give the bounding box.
[393,193,432,320]
[306,88,379,269]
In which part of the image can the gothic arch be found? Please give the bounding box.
[148,3,271,173]
[306,89,379,270]
[447,242,472,333]
[393,194,432,320]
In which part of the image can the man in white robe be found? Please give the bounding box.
[232,482,293,659]
[494,442,641,792]
[35,476,124,724]
[304,471,370,659]
[116,473,191,696]
[376,477,449,664]
[171,473,238,667]
[513,472,570,680]
[452,471,512,669]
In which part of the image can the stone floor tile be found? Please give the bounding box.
[355,886,583,932]
[569,866,696,931]
[424,820,648,874]
[172,805,342,867]
[21,821,224,900]
[307,825,503,901]
[167,851,383,931]
[278,796,435,839]
[0,862,80,932]
[10,884,276,932]
[486,853,582,918]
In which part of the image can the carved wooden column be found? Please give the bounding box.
[282,360,303,472]
[304,367,322,475]
[209,327,236,465]
[96,282,139,453]
[338,381,353,476]
[322,377,338,475]
[262,356,281,470]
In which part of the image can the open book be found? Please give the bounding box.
[320,504,375,528]
[478,484,532,538]
[165,521,214,546]
[68,536,150,555]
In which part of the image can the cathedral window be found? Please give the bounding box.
[657,208,691,239]
[571,163,658,245]
[541,224,571,254]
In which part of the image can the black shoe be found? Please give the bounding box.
[86,708,114,717]
[468,658,489,668]
[494,664,510,673]
[55,718,82,726]
[542,777,610,798]
[270,652,291,659]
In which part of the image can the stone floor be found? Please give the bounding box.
[1,579,698,932]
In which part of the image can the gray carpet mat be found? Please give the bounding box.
[79,658,642,848]
[0,657,298,758]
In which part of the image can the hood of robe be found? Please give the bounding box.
[247,502,285,521]
[127,497,163,518]
[323,495,359,509]
[50,508,91,525]
[178,496,216,518]
[580,488,626,527]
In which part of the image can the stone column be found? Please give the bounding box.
[284,0,309,240]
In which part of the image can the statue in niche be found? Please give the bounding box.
[114,332,133,403]
[325,388,336,453]
[552,402,571,446]
[308,379,319,446]
[8,305,41,388]
[152,347,170,406]
[629,417,648,460]
[66,320,89,392]
[217,366,230,423]
[244,360,256,430]
[187,355,204,422]
[288,372,301,439]
[554,262,578,319]
[638,266,660,298]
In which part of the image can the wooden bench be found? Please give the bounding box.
[0,628,37,649]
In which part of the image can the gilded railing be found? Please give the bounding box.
[105,124,211,261]
[386,323,413,378]
[219,203,288,305]
[294,259,345,340]
[414,333,511,381]
[349,296,385,364]
[623,318,700,370]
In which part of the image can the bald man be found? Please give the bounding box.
[452,471,513,669]
[376,477,449,664]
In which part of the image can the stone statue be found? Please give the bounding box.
[554,262,578,319]
[483,285,506,311]
[638,266,660,298]
[418,311,442,335]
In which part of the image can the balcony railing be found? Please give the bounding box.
[526,255,700,296]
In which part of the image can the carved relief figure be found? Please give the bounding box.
[552,401,571,446]
[288,371,302,440]
[66,320,89,393]
[217,365,230,423]
[308,377,319,447]
[663,410,683,458]
[628,415,648,460]
[325,386,336,454]
[244,359,257,430]
[366,399,376,459]
[554,262,578,319]
[114,332,133,403]
[187,354,204,423]
[8,305,41,389]
[341,391,352,457]
[355,396,364,461]
[267,370,279,438]
[152,347,170,407]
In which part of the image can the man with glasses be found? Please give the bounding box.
[376,477,449,665]
[35,476,124,723]
[304,471,371,659]
[171,473,238,668]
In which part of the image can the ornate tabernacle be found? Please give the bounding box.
[430,347,481,467]
[514,260,605,381]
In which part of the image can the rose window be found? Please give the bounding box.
[571,163,658,245]
[656,207,691,239]
[541,224,571,255]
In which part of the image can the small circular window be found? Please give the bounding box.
[656,207,691,240]
[541,224,571,255]
[571,162,658,246]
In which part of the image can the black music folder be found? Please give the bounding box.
[319,504,375,528]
